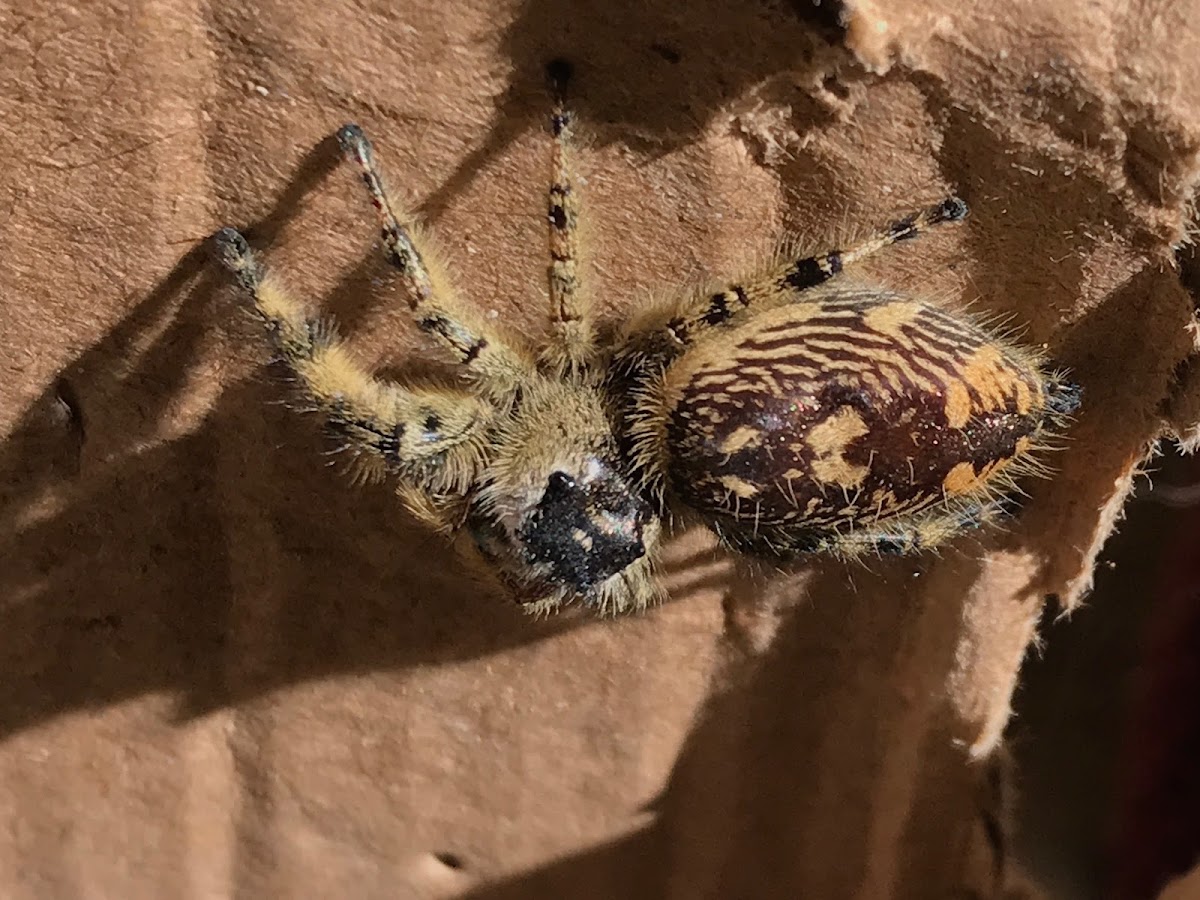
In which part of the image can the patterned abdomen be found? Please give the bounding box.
[660,289,1070,546]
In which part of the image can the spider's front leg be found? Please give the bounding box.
[336,124,535,398]
[214,228,489,497]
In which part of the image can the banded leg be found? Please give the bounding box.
[715,495,1000,560]
[214,228,489,494]
[542,59,594,374]
[778,196,969,293]
[625,197,969,353]
[336,124,533,396]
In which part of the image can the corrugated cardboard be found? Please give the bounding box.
[3,0,1199,896]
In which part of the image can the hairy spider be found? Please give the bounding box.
[213,60,1080,616]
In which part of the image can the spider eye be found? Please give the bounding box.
[547,470,577,492]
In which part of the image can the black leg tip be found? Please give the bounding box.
[1046,375,1083,417]
[336,123,369,156]
[874,535,912,555]
[546,58,574,93]
[936,196,970,223]
[211,227,251,269]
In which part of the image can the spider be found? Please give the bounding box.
[213,60,1080,616]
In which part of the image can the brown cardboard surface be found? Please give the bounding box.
[3,0,1199,896]
[1160,864,1200,900]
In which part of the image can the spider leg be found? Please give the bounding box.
[716,496,999,559]
[620,197,969,356]
[777,197,969,293]
[540,59,595,375]
[336,124,533,396]
[214,228,489,494]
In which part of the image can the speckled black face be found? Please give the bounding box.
[518,462,651,592]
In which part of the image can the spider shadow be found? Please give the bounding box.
[453,551,1001,898]
[418,0,846,220]
[0,134,723,739]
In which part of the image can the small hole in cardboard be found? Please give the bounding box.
[434,852,464,871]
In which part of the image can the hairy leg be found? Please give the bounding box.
[618,197,969,359]
[214,228,489,494]
[713,496,999,559]
[540,59,595,374]
[336,124,533,396]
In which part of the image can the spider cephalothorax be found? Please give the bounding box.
[214,61,1079,616]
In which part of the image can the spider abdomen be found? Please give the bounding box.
[657,289,1074,549]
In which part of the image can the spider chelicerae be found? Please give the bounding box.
[213,60,1080,616]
